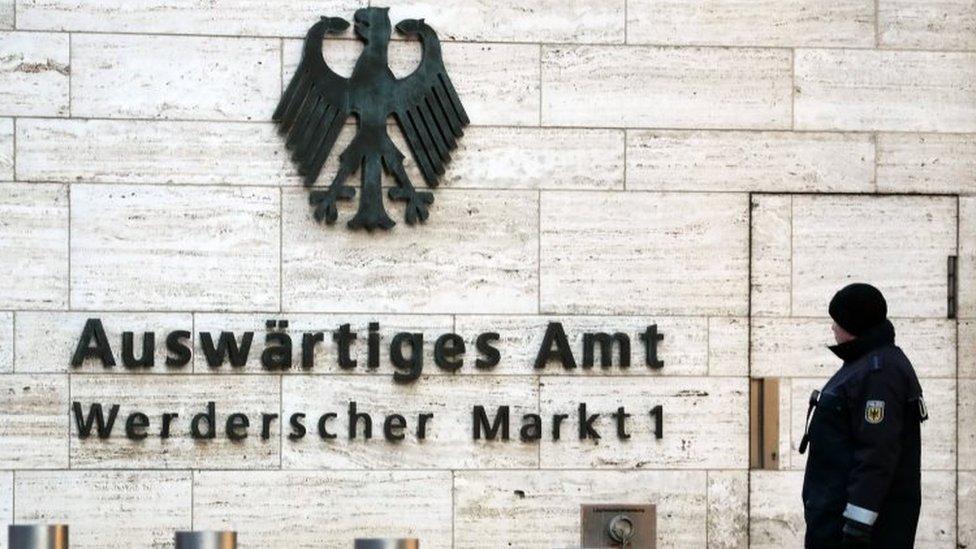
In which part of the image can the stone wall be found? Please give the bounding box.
[0,1,974,547]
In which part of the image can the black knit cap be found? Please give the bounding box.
[828,283,887,337]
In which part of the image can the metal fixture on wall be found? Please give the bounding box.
[174,531,237,549]
[580,504,656,548]
[354,539,419,549]
[750,377,781,470]
[8,525,69,549]
[274,7,470,231]
[948,255,958,319]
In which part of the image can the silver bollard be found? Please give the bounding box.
[354,540,419,549]
[174,531,237,549]
[8,524,69,549]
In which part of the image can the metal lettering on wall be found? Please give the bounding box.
[274,7,470,231]
[67,319,670,445]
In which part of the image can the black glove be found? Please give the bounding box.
[841,519,871,548]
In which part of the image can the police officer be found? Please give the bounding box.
[800,283,927,548]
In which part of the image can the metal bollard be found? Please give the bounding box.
[354,540,419,549]
[174,531,237,549]
[8,524,69,549]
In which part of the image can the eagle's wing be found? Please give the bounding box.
[274,17,352,186]
[391,19,470,187]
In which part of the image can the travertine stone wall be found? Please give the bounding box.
[0,1,973,548]
[750,195,964,548]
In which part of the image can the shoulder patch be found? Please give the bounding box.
[865,400,885,424]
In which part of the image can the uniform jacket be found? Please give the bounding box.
[801,319,926,549]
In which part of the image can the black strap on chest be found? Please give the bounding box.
[798,389,821,454]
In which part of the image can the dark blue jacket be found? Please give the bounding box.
[801,320,926,548]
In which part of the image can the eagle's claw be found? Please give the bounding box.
[389,187,433,225]
[310,186,355,224]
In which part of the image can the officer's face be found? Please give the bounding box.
[832,322,855,344]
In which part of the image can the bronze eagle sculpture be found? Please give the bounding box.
[273,7,469,231]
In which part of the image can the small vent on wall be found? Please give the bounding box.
[750,377,780,470]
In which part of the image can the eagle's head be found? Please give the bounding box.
[353,7,391,45]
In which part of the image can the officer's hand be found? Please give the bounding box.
[841,519,871,547]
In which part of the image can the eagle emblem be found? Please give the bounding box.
[274,7,469,230]
[865,400,885,424]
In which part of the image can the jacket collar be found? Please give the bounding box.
[828,319,895,363]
